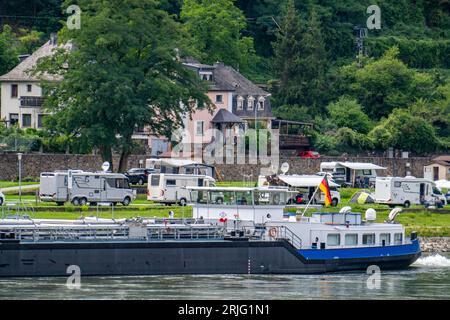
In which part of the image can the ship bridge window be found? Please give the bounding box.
[207,190,235,205]
[394,233,403,245]
[235,191,252,206]
[362,233,375,245]
[254,191,287,206]
[345,234,358,246]
[380,233,391,246]
[327,234,341,246]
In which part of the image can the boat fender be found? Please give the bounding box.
[268,227,277,238]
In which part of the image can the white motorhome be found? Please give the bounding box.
[258,175,341,206]
[147,173,216,206]
[39,170,83,205]
[145,158,215,178]
[375,176,446,207]
[320,162,386,187]
[70,172,135,206]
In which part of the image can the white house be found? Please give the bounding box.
[0,37,62,129]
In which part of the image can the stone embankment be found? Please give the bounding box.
[420,237,450,252]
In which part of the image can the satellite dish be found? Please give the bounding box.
[365,208,377,221]
[339,206,352,214]
[101,161,110,172]
[387,208,402,223]
[280,162,289,174]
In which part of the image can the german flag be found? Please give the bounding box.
[319,176,332,206]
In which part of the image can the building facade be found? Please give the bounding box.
[424,156,450,181]
[0,39,61,129]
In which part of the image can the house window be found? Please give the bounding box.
[195,121,204,136]
[22,114,32,127]
[237,96,244,110]
[27,84,32,92]
[247,96,254,110]
[345,234,358,246]
[258,97,265,110]
[379,233,391,246]
[394,233,403,245]
[216,95,223,103]
[327,234,340,246]
[9,114,19,126]
[37,114,46,128]
[362,233,375,245]
[11,84,18,98]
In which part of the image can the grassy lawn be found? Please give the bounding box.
[0,181,38,189]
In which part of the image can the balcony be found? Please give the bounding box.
[20,96,44,108]
[272,119,313,150]
[279,134,310,149]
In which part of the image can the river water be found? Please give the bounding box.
[0,253,449,300]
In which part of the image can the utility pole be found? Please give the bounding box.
[354,26,368,68]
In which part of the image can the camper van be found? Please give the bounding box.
[70,172,135,206]
[375,177,446,207]
[147,173,216,205]
[258,175,341,206]
[320,162,385,187]
[145,158,215,178]
[39,171,83,205]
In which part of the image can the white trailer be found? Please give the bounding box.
[39,171,72,205]
[147,173,216,206]
[70,172,135,206]
[320,162,386,187]
[375,176,446,207]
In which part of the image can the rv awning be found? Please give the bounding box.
[211,109,244,124]
[339,162,386,170]
[278,175,340,188]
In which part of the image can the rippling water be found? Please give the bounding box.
[0,253,449,300]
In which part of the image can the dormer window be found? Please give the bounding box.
[247,96,254,111]
[258,97,265,110]
[200,71,213,81]
[237,96,244,110]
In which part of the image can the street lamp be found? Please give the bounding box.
[17,153,23,203]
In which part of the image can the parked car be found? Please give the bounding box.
[299,151,320,158]
[0,191,5,206]
[124,168,155,185]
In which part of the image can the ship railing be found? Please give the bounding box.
[0,224,226,242]
[146,225,224,240]
[266,226,303,249]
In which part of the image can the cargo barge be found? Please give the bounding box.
[0,187,420,277]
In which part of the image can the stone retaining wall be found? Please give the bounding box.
[0,152,433,182]
[420,237,450,252]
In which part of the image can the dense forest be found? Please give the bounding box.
[0,0,449,156]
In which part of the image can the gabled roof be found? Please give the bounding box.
[0,40,70,82]
[211,108,244,123]
[429,156,450,167]
[182,59,269,96]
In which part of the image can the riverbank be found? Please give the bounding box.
[420,237,450,252]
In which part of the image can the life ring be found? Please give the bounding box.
[268,227,277,238]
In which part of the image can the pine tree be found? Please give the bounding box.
[272,0,304,107]
[272,2,328,115]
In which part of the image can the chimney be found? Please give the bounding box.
[50,33,57,45]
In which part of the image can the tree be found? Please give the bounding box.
[368,108,441,154]
[37,0,211,172]
[272,2,328,113]
[0,25,18,75]
[327,96,372,134]
[180,0,256,73]
[337,47,437,119]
